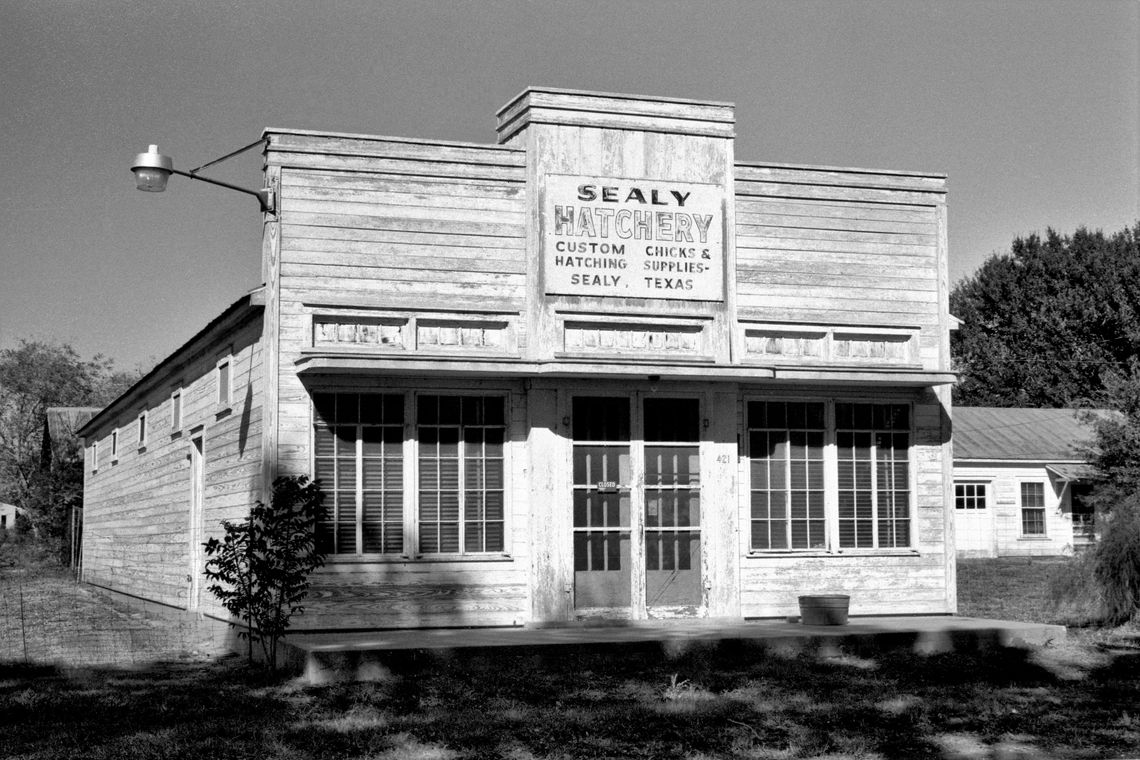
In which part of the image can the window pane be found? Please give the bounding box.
[313,392,404,554]
[573,397,630,441]
[837,403,910,549]
[644,398,699,442]
[748,401,826,551]
[419,394,508,555]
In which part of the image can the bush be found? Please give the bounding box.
[1049,492,1140,626]
[1046,550,1106,626]
[203,476,326,670]
[1093,492,1140,624]
[0,531,66,575]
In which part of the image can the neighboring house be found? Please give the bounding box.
[78,87,958,633]
[0,502,16,531]
[953,407,1101,557]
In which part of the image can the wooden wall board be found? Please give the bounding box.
[82,315,266,613]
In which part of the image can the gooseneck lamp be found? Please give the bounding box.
[130,142,275,214]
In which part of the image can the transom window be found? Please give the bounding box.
[312,391,506,557]
[748,400,912,552]
[1020,482,1046,536]
[955,482,987,509]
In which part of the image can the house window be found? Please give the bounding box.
[955,482,987,509]
[1021,482,1046,536]
[836,403,910,549]
[417,394,505,554]
[91,440,99,472]
[111,429,118,460]
[216,356,232,407]
[312,391,507,558]
[138,410,147,448]
[748,401,826,550]
[313,393,405,555]
[171,388,182,430]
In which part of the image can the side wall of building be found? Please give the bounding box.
[953,462,1076,557]
[82,313,265,616]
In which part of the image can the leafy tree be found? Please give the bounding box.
[951,223,1140,407]
[0,340,139,546]
[203,476,327,670]
[1068,361,1140,622]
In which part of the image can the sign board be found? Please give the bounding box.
[543,174,724,301]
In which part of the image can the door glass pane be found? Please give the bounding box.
[643,398,701,609]
[573,397,631,609]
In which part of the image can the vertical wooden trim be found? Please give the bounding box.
[823,399,838,552]
[707,389,741,617]
[528,383,567,622]
[721,139,738,365]
[260,165,282,503]
[630,394,646,619]
[936,202,957,613]
[523,129,545,362]
[403,391,417,557]
[188,434,205,611]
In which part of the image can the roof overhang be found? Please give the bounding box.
[1045,463,1098,482]
[77,287,265,440]
[295,351,957,387]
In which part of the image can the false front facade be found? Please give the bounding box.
[81,88,956,631]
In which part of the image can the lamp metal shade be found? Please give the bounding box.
[131,144,174,192]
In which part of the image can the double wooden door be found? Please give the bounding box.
[571,395,703,618]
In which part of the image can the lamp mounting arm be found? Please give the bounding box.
[188,137,267,175]
[171,168,275,214]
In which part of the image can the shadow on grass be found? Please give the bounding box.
[2,638,1138,759]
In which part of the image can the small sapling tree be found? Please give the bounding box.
[203,475,326,670]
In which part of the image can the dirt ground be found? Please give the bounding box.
[0,566,216,667]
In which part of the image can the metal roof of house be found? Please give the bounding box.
[45,407,101,441]
[953,406,1102,462]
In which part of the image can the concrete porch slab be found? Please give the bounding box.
[281,616,1065,685]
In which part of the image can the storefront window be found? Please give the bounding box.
[748,400,911,552]
[313,393,405,555]
[312,391,505,557]
[748,401,826,550]
[417,394,505,554]
[837,403,911,549]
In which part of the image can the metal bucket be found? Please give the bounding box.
[798,594,850,625]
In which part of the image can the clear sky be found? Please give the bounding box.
[2,0,1137,372]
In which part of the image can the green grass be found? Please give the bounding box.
[956,556,1073,624]
[1,635,1138,759]
[1,555,1136,758]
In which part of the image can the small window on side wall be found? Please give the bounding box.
[216,353,232,408]
[111,429,119,461]
[955,482,987,509]
[171,387,182,431]
[1021,482,1046,536]
[91,440,99,472]
[138,410,147,449]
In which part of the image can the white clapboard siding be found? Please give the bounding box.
[82,315,265,613]
[735,164,945,338]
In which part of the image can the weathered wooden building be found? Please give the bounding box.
[80,88,956,631]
